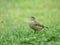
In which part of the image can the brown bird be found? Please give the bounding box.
[29,16,48,33]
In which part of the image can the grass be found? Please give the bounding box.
[0,0,60,45]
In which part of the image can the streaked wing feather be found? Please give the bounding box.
[34,22,44,28]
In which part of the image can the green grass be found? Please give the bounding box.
[0,0,60,45]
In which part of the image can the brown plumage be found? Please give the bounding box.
[29,16,48,32]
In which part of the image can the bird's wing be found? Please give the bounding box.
[34,21,44,28]
[34,22,48,29]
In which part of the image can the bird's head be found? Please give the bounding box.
[29,16,36,23]
[30,16,35,21]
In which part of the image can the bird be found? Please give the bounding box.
[29,16,48,33]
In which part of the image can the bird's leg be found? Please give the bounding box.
[34,30,36,33]
[34,30,39,33]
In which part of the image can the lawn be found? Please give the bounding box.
[0,0,60,45]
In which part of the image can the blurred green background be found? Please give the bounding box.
[0,0,60,45]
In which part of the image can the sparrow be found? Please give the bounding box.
[29,16,48,33]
